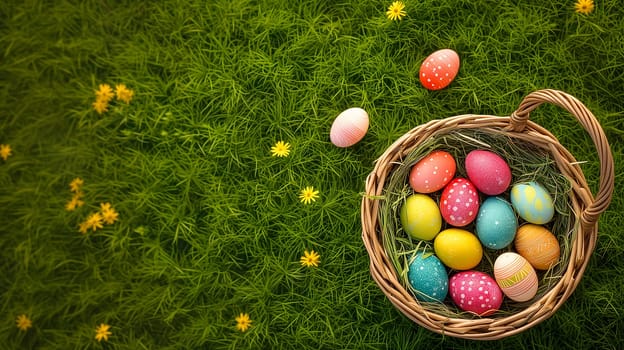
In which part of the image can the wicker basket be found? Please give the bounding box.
[361,89,614,340]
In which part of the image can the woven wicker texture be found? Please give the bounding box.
[361,89,614,340]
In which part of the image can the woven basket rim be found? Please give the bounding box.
[360,89,615,340]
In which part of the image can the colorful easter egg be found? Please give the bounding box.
[329,107,369,147]
[440,178,480,227]
[419,49,460,90]
[434,228,483,270]
[400,194,442,240]
[409,150,456,193]
[449,271,503,316]
[408,252,449,302]
[494,252,538,302]
[465,150,512,195]
[476,197,518,249]
[510,182,555,224]
[514,224,560,270]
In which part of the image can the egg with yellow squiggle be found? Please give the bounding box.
[510,182,554,224]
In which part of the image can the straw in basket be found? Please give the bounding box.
[361,89,614,340]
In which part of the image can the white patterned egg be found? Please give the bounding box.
[494,252,538,302]
[329,107,369,147]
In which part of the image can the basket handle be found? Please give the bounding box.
[507,89,615,230]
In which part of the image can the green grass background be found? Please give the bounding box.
[1,0,623,349]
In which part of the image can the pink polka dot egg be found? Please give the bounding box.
[440,177,480,226]
[449,270,503,316]
[409,150,456,193]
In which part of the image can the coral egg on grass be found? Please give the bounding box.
[419,49,460,90]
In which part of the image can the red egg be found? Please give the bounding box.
[450,271,503,316]
[465,150,512,195]
[409,150,456,193]
[419,49,460,90]
[440,178,479,226]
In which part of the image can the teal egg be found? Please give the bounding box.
[510,182,554,224]
[408,252,448,302]
[476,197,518,249]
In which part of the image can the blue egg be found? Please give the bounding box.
[510,182,554,224]
[476,197,518,249]
[408,252,448,302]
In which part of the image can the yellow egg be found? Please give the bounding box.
[514,224,560,270]
[400,194,442,240]
[433,228,483,270]
[494,252,538,302]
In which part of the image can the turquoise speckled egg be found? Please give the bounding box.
[408,252,448,302]
[476,197,518,249]
[510,182,554,224]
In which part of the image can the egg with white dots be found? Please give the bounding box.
[449,271,503,316]
[440,178,480,227]
[407,252,449,303]
[419,49,460,90]
[409,150,456,193]
[510,182,555,224]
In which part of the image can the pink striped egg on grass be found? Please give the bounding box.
[329,107,369,148]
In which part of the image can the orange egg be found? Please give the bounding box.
[514,224,560,270]
[419,49,460,90]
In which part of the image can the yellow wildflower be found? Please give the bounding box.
[300,250,321,267]
[235,313,252,332]
[92,98,109,114]
[299,186,319,205]
[16,314,32,331]
[115,84,134,104]
[386,1,407,21]
[95,323,112,342]
[78,221,90,235]
[0,144,12,161]
[69,177,84,192]
[100,202,119,225]
[65,195,85,211]
[84,212,104,232]
[575,0,594,14]
[270,141,291,157]
[95,84,115,102]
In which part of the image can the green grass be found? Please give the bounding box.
[1,0,623,349]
